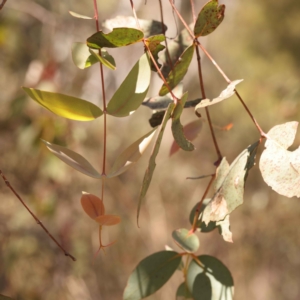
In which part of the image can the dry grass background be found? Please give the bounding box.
[1,0,300,299]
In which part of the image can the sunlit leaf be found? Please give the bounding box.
[259,122,300,198]
[69,11,93,19]
[107,129,156,178]
[88,49,116,70]
[137,104,174,224]
[107,53,151,117]
[176,282,193,300]
[172,228,200,253]
[170,119,202,155]
[202,142,259,224]
[42,140,102,179]
[72,42,98,69]
[189,199,217,233]
[123,251,181,300]
[22,87,103,121]
[95,215,121,226]
[216,215,232,243]
[171,92,195,152]
[80,192,105,219]
[87,28,144,49]
[194,0,225,37]
[103,16,167,37]
[187,255,234,300]
[145,34,166,71]
[159,45,195,96]
[195,80,243,111]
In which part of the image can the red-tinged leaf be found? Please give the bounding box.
[170,119,202,155]
[95,215,121,226]
[80,192,104,220]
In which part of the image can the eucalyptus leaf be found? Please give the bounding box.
[22,87,103,121]
[172,228,200,253]
[107,53,151,117]
[123,251,181,300]
[194,0,225,37]
[195,80,243,111]
[146,34,166,71]
[176,282,193,300]
[69,11,93,19]
[42,140,102,179]
[72,42,98,69]
[259,122,300,197]
[159,45,195,96]
[171,92,195,151]
[88,49,116,70]
[202,142,259,224]
[187,255,234,300]
[137,104,174,224]
[107,129,156,178]
[87,28,144,49]
[103,16,167,37]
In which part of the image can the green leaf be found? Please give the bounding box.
[107,53,151,117]
[107,129,156,178]
[202,142,259,224]
[172,228,200,253]
[69,11,93,19]
[145,34,166,71]
[171,92,195,152]
[42,140,102,179]
[87,28,144,49]
[22,87,103,121]
[195,80,243,111]
[176,282,193,300]
[160,26,193,78]
[123,251,181,300]
[170,119,202,156]
[189,199,217,233]
[187,255,234,300]
[102,16,167,37]
[137,104,174,224]
[159,45,195,96]
[259,122,300,198]
[194,0,225,37]
[89,49,116,70]
[71,42,99,69]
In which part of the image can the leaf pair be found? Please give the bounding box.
[42,128,155,180]
[81,192,120,253]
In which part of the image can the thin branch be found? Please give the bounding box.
[0,0,8,11]
[195,45,222,162]
[0,170,76,261]
[189,0,196,24]
[191,174,215,233]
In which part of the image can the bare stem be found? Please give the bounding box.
[189,0,196,24]
[195,45,222,162]
[191,174,215,233]
[93,0,107,179]
[0,170,76,261]
[0,0,7,11]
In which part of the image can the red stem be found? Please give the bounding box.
[0,170,76,261]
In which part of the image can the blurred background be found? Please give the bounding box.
[1,0,300,299]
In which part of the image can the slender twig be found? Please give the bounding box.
[129,0,178,104]
[191,174,215,233]
[93,0,108,180]
[235,90,266,136]
[0,170,76,261]
[0,0,8,11]
[195,45,222,161]
[189,0,196,24]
